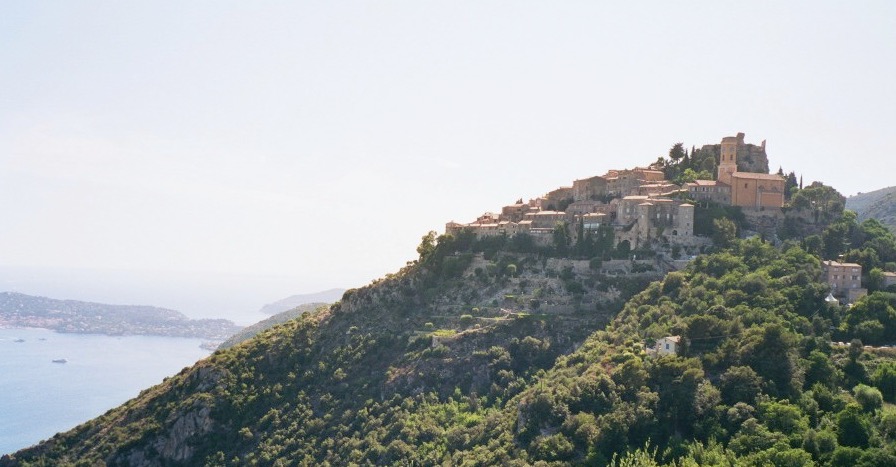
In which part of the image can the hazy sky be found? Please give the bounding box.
[1,2,894,308]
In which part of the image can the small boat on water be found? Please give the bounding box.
[52,358,68,363]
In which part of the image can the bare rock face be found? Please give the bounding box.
[115,403,213,467]
[194,364,224,392]
[736,140,770,174]
[107,365,224,466]
[114,400,216,466]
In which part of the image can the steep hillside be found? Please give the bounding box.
[1,237,657,466]
[6,218,896,465]
[6,178,896,465]
[217,303,327,349]
[847,186,896,233]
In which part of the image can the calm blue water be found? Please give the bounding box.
[0,327,211,455]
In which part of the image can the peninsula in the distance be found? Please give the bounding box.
[0,291,241,340]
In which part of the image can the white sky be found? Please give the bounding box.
[1,2,894,306]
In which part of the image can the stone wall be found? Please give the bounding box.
[742,208,785,240]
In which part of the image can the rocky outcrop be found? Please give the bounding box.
[116,401,215,466]
[735,140,770,174]
[105,365,226,466]
[742,209,785,241]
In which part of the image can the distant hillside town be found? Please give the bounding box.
[0,291,241,340]
[447,132,787,259]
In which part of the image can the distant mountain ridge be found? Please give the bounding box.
[218,302,328,349]
[258,288,345,315]
[847,186,896,233]
[0,291,241,340]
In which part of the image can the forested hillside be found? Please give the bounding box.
[2,231,655,466]
[217,303,327,350]
[5,191,896,466]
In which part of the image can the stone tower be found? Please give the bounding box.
[676,203,694,236]
[717,134,741,185]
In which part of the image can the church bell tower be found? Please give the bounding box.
[717,134,739,185]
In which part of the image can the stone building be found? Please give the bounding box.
[581,212,609,234]
[615,196,694,249]
[730,172,786,209]
[822,260,867,303]
[565,199,612,216]
[500,202,532,222]
[543,187,573,211]
[526,210,566,230]
[474,212,500,224]
[572,175,608,202]
[685,180,731,204]
[605,167,666,197]
[616,196,651,225]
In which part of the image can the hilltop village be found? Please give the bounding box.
[447,133,787,260]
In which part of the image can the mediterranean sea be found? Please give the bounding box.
[0,327,211,455]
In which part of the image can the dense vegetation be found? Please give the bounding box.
[5,181,896,465]
[657,142,718,185]
[3,231,655,466]
[217,303,327,349]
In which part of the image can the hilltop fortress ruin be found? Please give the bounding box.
[446,133,786,254]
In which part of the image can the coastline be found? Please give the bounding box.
[0,327,212,455]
